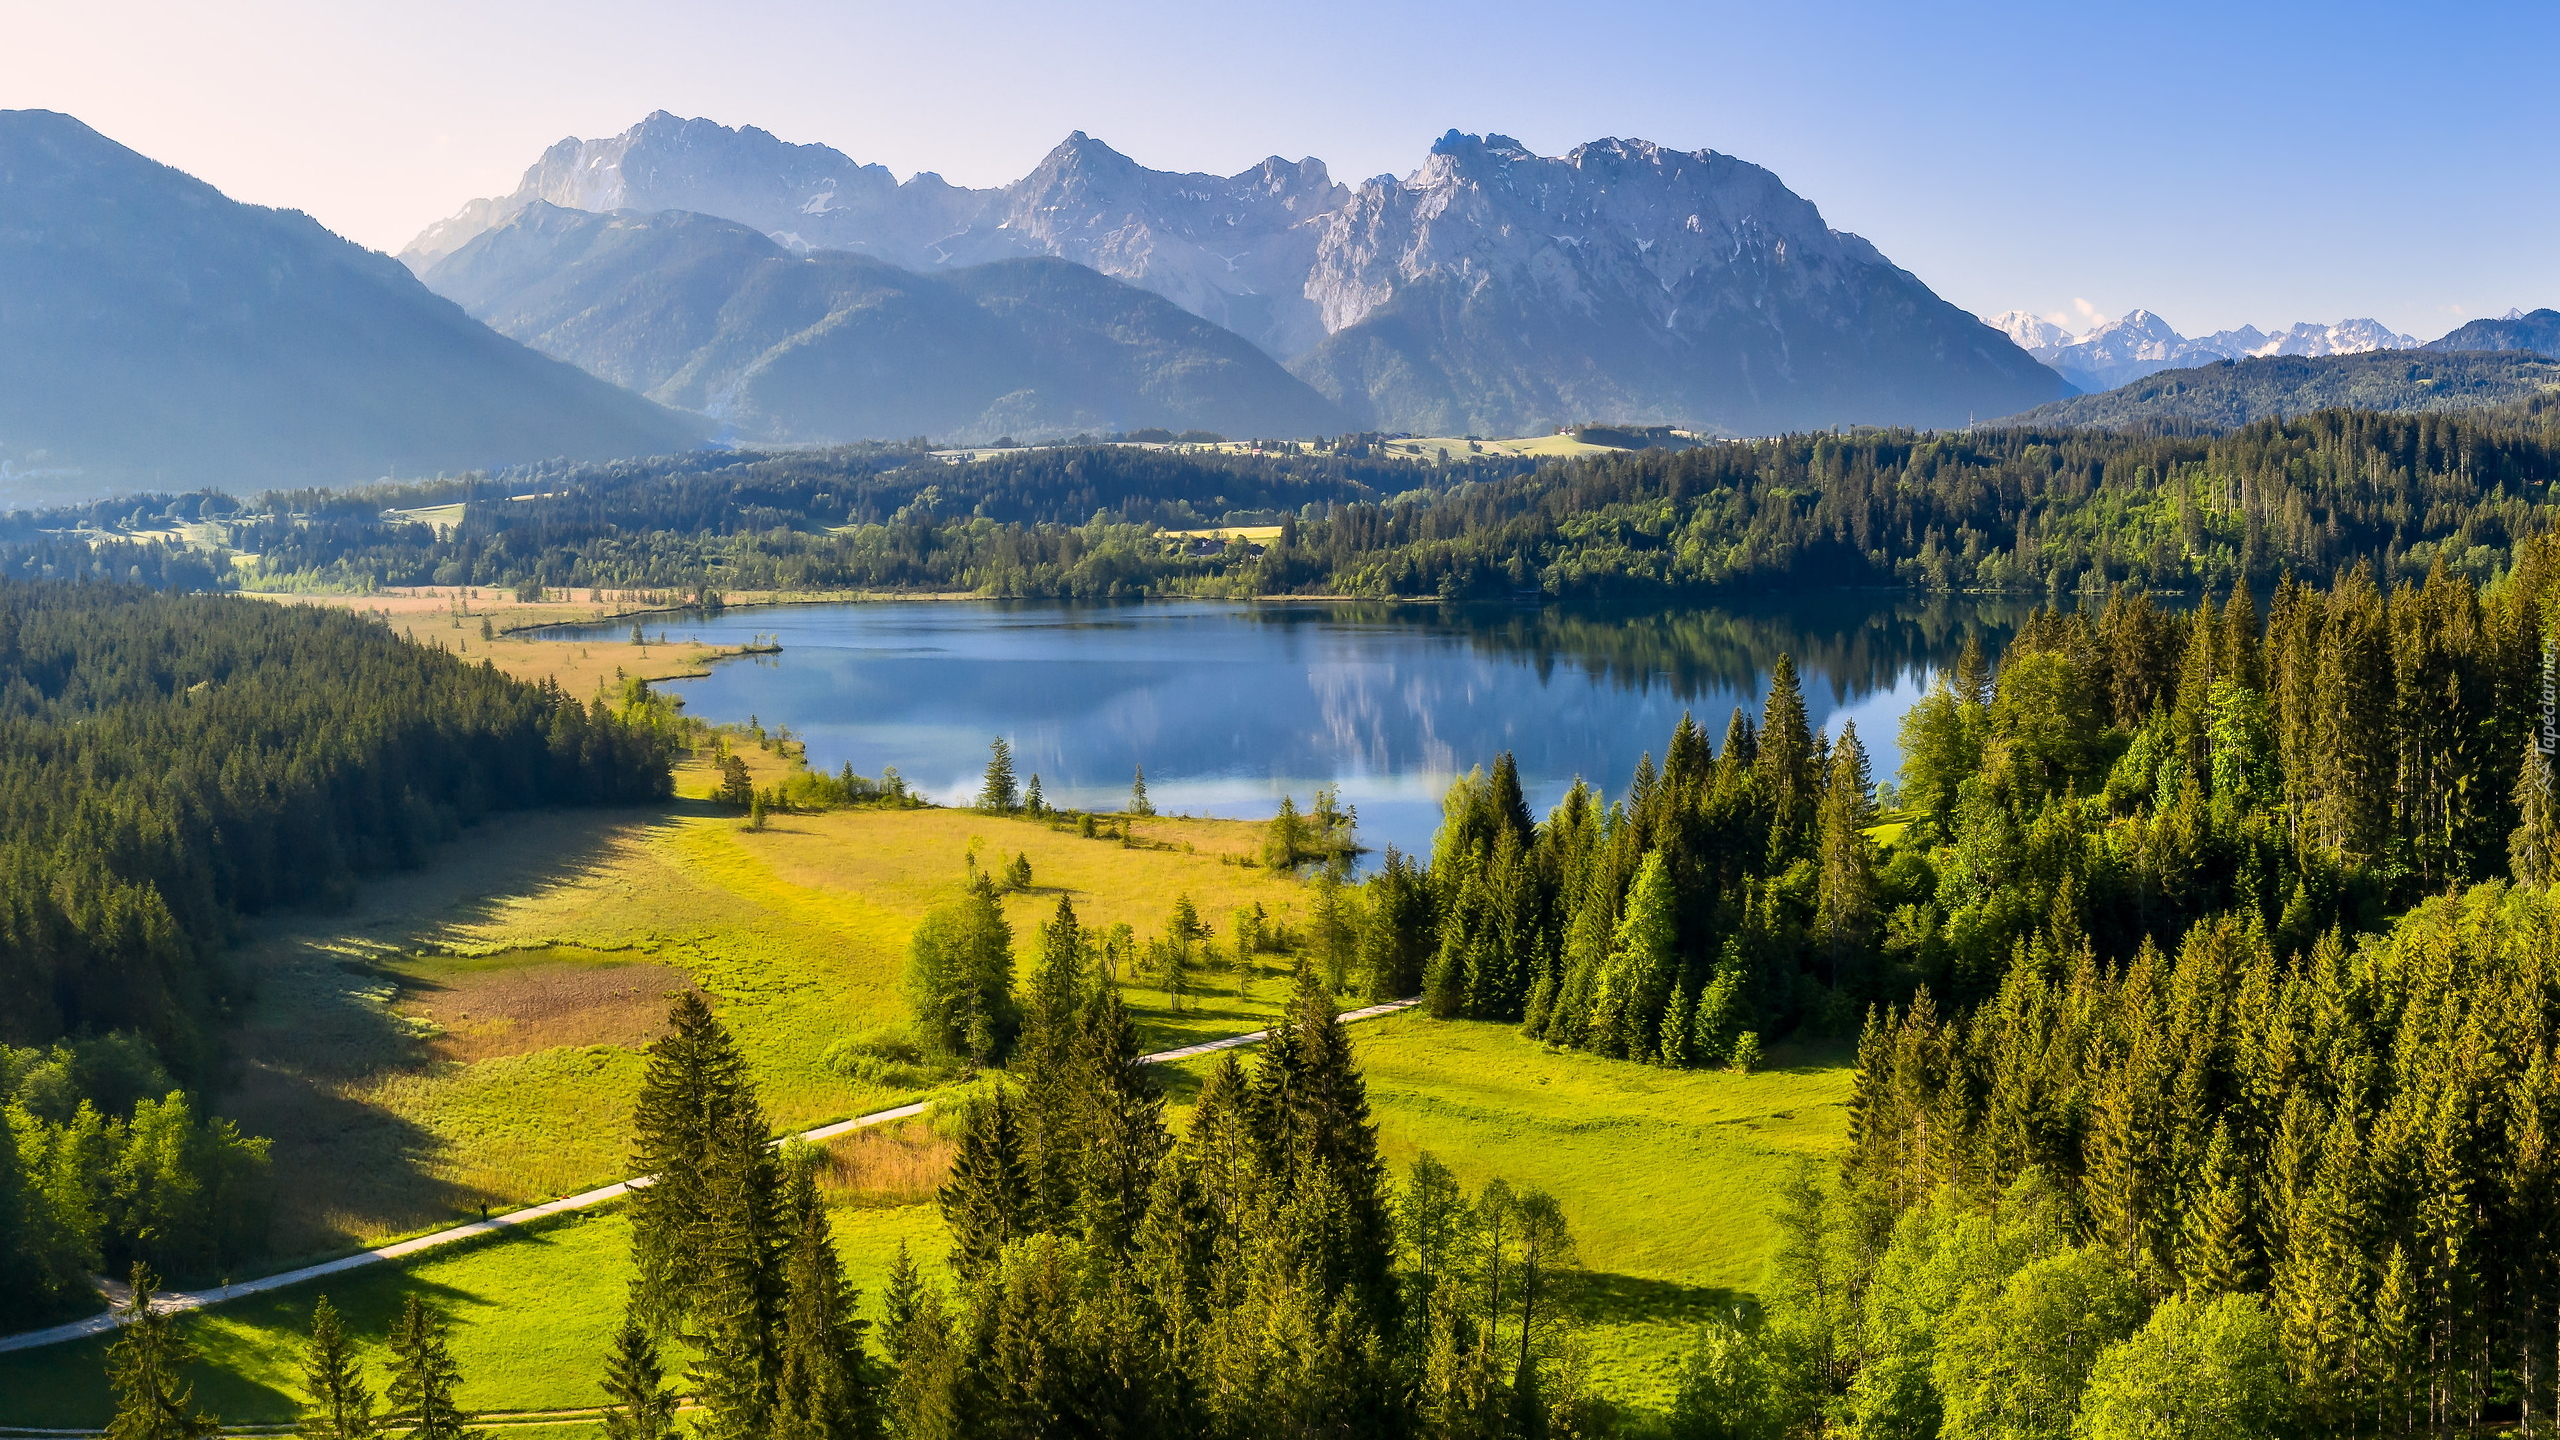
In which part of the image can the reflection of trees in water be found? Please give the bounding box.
[1250,597,2055,708]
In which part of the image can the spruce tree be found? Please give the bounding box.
[1017,896,1090,1227]
[774,1154,879,1440]
[1757,654,1818,850]
[105,1264,221,1440]
[2513,733,2559,887]
[940,1087,1032,1281]
[296,1296,377,1440]
[385,1296,484,1440]
[629,991,764,1332]
[1813,722,1879,986]
[1072,984,1171,1254]
[687,1102,786,1440]
[978,737,1019,812]
[1129,765,1155,817]
[598,1318,678,1440]
[1023,774,1044,816]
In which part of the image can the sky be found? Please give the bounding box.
[7,0,2553,342]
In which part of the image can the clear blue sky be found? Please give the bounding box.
[8,0,2549,340]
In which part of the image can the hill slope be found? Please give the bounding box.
[422,203,1348,443]
[0,111,703,501]
[1987,350,2560,430]
[2424,308,2560,358]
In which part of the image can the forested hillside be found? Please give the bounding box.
[23,397,2559,606]
[0,583,677,1324]
[1341,542,2560,1435]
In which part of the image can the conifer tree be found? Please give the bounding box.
[1023,774,1043,816]
[2513,733,2559,888]
[1813,722,1879,986]
[1071,984,1170,1254]
[1593,852,1677,1059]
[629,991,763,1332]
[296,1296,377,1440]
[940,1087,1031,1281]
[598,1318,678,1440]
[880,1241,922,1366]
[105,1264,221,1440]
[1757,656,1818,851]
[1017,896,1089,1227]
[977,737,1018,811]
[774,1153,878,1440]
[386,1297,484,1440]
[1129,765,1155,817]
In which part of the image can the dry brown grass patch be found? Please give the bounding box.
[815,1119,954,1208]
[394,951,699,1061]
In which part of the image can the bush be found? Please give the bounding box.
[820,1027,949,1091]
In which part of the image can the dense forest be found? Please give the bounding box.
[1308,543,2560,1435]
[12,398,2559,606]
[0,582,678,1324]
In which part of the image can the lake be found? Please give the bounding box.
[564,596,2039,860]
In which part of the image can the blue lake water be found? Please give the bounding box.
[561,597,2037,859]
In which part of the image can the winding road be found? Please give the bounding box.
[0,998,1420,1358]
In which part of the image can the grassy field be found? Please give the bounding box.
[0,1014,1850,1429]
[214,745,1332,1259]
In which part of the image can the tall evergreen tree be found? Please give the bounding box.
[628,991,763,1333]
[1757,655,1818,853]
[774,1153,879,1440]
[687,1102,786,1440]
[598,1318,678,1440]
[2513,733,2559,888]
[1071,984,1171,1254]
[295,1296,377,1440]
[385,1297,485,1440]
[1129,765,1155,817]
[104,1264,220,1440]
[940,1087,1032,1282]
[978,738,1019,812]
[1813,722,1879,986]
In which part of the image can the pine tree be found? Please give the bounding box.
[1072,984,1171,1255]
[881,1241,923,1366]
[386,1297,485,1440]
[296,1296,377,1440]
[105,1264,221,1440]
[2513,733,2559,888]
[1757,655,1818,858]
[1813,722,1880,987]
[940,1086,1031,1281]
[598,1318,678,1440]
[774,1154,879,1440]
[1129,765,1155,817]
[1023,774,1044,816]
[629,991,765,1332]
[1017,896,1089,1227]
[978,737,1019,812]
[2177,1125,2259,1296]
[688,1102,786,1440]
[1595,852,1678,1059]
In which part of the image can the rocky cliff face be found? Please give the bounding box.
[402,111,989,272]
[1288,133,2067,434]
[411,118,2069,436]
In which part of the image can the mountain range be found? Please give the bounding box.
[408,114,2071,439]
[1993,350,2560,431]
[1987,309,2421,393]
[421,202,1347,443]
[0,109,702,501]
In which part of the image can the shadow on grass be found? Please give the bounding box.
[221,801,694,1266]
[1563,1271,1753,1332]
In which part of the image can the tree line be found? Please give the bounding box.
[29,398,2560,605]
[0,581,680,1324]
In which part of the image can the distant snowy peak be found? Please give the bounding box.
[1987,311,2071,351]
[2004,307,2418,392]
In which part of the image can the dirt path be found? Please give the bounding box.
[0,999,1419,1357]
